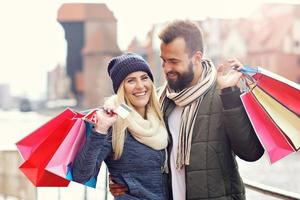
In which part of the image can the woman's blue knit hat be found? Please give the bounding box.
[107,53,154,93]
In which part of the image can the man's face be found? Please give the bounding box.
[160,37,194,91]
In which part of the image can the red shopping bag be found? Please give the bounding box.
[241,92,295,163]
[240,66,300,163]
[251,67,300,115]
[16,109,78,160]
[16,108,84,186]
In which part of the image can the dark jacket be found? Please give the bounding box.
[162,85,264,200]
[72,123,169,200]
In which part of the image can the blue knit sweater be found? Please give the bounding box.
[72,124,169,200]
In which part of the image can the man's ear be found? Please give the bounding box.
[193,51,203,65]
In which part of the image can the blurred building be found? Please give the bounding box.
[52,2,300,108]
[47,64,72,100]
[57,3,121,108]
[131,3,300,84]
[0,84,11,110]
[247,4,300,83]
[127,27,166,87]
[220,3,300,83]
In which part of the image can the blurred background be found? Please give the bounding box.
[1,0,300,199]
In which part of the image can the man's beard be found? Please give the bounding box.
[167,61,194,91]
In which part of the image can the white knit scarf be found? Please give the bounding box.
[104,96,168,150]
[159,59,217,169]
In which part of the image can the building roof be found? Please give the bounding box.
[57,3,116,22]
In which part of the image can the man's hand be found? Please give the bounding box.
[109,175,128,197]
[217,58,243,89]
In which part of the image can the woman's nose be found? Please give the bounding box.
[135,80,144,89]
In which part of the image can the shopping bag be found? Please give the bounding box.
[45,117,98,188]
[241,66,300,115]
[251,86,300,150]
[241,92,295,163]
[16,108,80,160]
[65,120,98,188]
[45,118,86,178]
[240,66,300,163]
[16,108,84,186]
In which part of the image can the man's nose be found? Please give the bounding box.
[162,62,171,73]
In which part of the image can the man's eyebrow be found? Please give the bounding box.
[169,58,180,61]
[160,56,180,61]
[166,58,181,63]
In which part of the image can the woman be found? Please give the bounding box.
[72,53,169,200]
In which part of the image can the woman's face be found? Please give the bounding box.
[123,71,152,116]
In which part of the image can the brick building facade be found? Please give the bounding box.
[57,3,121,108]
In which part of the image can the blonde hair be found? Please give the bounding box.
[107,81,164,160]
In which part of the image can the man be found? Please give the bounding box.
[157,20,264,200]
[110,20,264,200]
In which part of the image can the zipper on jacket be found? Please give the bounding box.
[161,149,169,173]
[167,133,173,199]
[162,97,177,199]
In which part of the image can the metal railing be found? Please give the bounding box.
[244,178,300,200]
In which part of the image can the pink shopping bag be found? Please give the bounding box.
[45,118,86,178]
[45,109,99,188]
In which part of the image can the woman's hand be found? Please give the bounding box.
[93,106,118,134]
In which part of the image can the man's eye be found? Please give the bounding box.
[142,76,149,80]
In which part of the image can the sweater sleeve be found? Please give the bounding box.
[72,124,112,183]
[220,87,264,161]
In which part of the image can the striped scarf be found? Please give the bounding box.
[159,59,217,169]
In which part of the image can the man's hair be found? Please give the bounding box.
[159,19,204,57]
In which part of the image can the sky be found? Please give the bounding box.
[0,0,299,99]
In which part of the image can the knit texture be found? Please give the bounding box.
[72,123,169,199]
[107,53,154,93]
